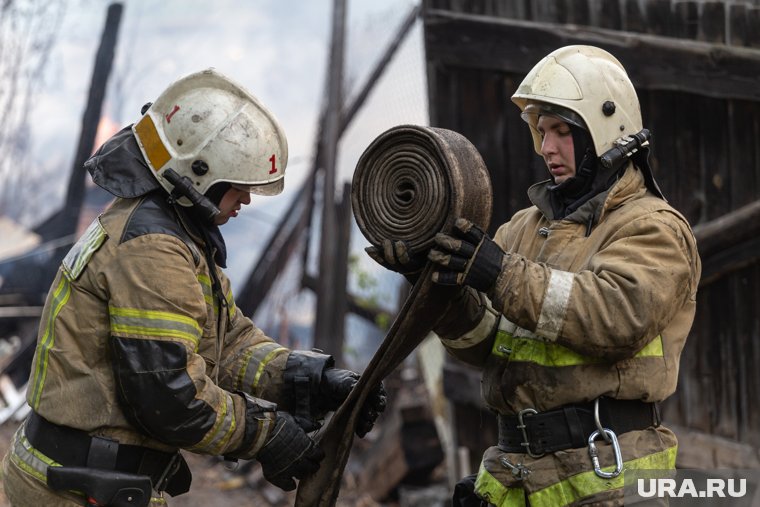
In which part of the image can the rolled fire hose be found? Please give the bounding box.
[295,125,492,506]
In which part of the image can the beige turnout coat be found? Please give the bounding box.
[440,165,701,506]
[4,190,292,506]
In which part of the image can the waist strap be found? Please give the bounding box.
[25,411,191,496]
[497,398,661,456]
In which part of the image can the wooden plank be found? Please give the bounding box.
[699,235,760,286]
[598,0,622,31]
[747,263,760,447]
[693,201,760,258]
[700,1,726,44]
[567,0,590,25]
[674,0,699,40]
[646,90,679,205]
[746,7,760,48]
[728,100,759,208]
[670,424,760,469]
[623,0,645,33]
[423,10,760,102]
[712,275,738,440]
[700,97,732,222]
[729,3,748,47]
[671,92,703,225]
[531,0,560,23]
[314,0,346,350]
[644,0,672,37]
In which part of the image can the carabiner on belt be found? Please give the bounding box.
[587,428,624,479]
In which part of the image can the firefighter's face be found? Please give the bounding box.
[537,115,576,184]
[214,186,251,225]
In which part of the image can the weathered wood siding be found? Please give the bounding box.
[424,0,760,452]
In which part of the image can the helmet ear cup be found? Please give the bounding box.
[132,68,288,206]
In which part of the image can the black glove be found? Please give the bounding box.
[427,218,504,293]
[365,238,426,284]
[256,411,325,491]
[284,351,387,437]
[320,368,387,437]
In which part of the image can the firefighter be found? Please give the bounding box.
[371,46,701,506]
[2,69,386,506]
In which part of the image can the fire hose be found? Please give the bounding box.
[295,125,492,506]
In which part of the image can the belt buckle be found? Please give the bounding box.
[517,408,544,458]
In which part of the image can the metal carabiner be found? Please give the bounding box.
[593,398,612,443]
[588,428,624,479]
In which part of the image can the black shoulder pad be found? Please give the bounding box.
[121,192,201,264]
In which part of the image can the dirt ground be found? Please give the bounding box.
[0,420,382,507]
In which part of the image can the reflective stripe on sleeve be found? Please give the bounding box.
[29,277,72,410]
[109,306,202,351]
[250,413,275,456]
[188,392,237,455]
[439,297,499,349]
[225,287,236,320]
[61,218,107,281]
[234,342,289,393]
[197,274,214,306]
[492,318,664,366]
[535,269,574,342]
[198,274,236,320]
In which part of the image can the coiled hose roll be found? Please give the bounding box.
[296,125,492,506]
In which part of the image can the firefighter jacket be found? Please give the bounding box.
[24,129,295,461]
[438,164,701,506]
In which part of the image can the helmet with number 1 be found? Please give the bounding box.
[511,45,642,158]
[132,68,288,205]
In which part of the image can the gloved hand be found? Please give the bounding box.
[365,238,426,284]
[320,367,388,438]
[427,218,505,293]
[256,411,325,491]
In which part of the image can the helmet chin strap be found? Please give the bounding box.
[162,168,221,224]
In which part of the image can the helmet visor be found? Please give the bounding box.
[520,102,588,131]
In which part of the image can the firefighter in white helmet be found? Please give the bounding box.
[372,46,701,505]
[3,68,386,506]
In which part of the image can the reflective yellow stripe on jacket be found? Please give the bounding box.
[109,306,202,351]
[29,276,72,410]
[234,342,289,394]
[474,461,526,506]
[491,318,664,366]
[187,392,237,455]
[197,274,236,321]
[9,423,60,483]
[476,446,677,506]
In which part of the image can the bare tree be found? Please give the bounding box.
[0,0,65,224]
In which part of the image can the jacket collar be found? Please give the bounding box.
[527,162,647,225]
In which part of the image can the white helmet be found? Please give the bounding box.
[132,68,288,206]
[511,45,642,157]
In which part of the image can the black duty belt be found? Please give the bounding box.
[497,397,661,457]
[25,411,191,496]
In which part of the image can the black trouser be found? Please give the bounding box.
[452,474,488,507]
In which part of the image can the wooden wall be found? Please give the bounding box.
[423,0,760,453]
